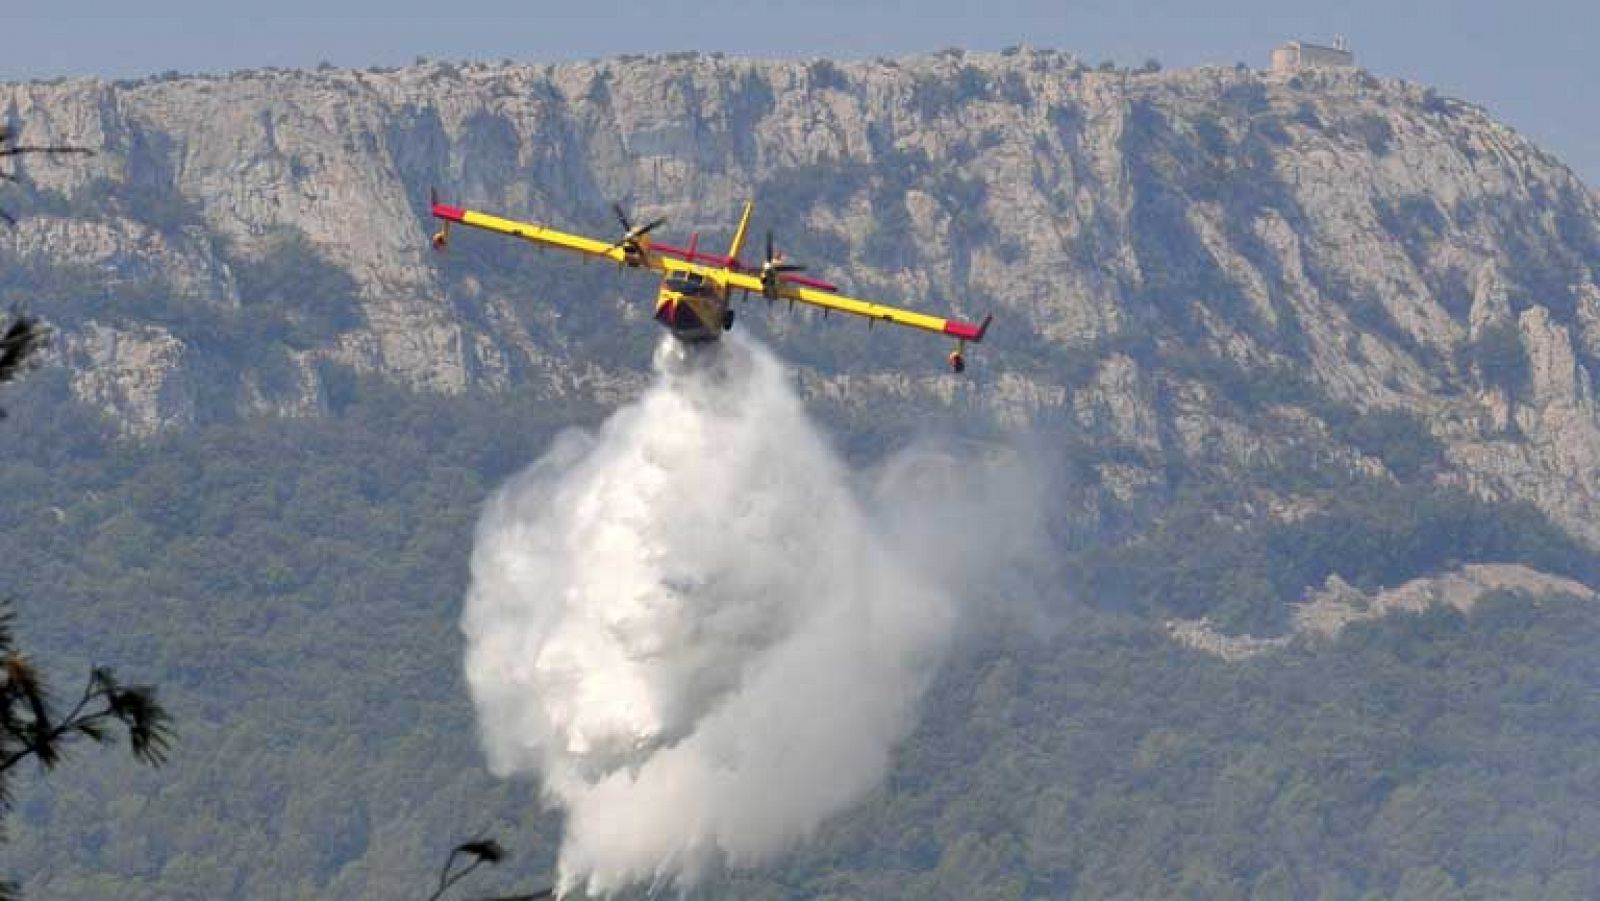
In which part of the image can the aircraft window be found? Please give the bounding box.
[666,271,708,294]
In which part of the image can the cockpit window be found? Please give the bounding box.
[666,271,709,295]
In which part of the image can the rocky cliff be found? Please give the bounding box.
[4,48,1600,565]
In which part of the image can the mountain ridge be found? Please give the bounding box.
[11,50,1600,548]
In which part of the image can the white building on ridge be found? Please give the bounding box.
[1271,37,1355,73]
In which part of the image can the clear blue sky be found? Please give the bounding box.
[8,1,1599,187]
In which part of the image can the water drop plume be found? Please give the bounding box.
[462,335,954,895]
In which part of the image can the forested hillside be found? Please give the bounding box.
[2,49,1599,898]
[4,376,1598,899]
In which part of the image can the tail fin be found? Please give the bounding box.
[727,199,755,264]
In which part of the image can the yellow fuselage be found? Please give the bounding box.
[651,263,730,343]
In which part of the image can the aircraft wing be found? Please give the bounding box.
[723,270,991,343]
[430,199,632,266]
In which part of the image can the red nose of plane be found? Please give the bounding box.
[654,298,677,327]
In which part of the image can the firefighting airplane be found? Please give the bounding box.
[428,193,992,372]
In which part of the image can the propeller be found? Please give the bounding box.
[758,230,806,300]
[605,203,667,256]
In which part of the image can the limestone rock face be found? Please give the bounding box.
[1447,306,1600,545]
[63,322,195,436]
[4,52,1600,553]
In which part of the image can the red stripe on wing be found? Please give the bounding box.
[649,243,742,267]
[781,273,840,293]
[636,242,840,292]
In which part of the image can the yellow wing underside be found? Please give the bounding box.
[720,271,952,337]
[439,206,639,267]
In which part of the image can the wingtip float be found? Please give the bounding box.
[427,191,992,373]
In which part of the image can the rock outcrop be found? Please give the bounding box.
[1169,563,1597,659]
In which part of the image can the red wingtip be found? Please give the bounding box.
[943,313,993,343]
[429,188,466,222]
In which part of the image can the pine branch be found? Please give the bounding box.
[0,147,93,158]
[0,123,95,227]
[428,840,505,901]
[0,316,48,388]
[0,314,49,420]
[0,666,174,773]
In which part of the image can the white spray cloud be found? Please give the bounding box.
[461,335,960,895]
